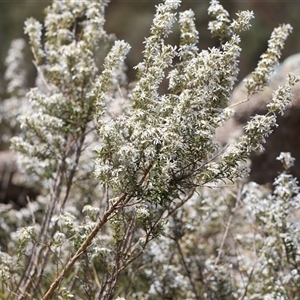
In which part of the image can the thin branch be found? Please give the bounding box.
[214,189,241,267]
[164,188,195,218]
[174,237,203,300]
[42,192,127,300]
[228,95,250,109]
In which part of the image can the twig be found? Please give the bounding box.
[214,189,241,267]
[42,193,127,300]
[174,237,203,300]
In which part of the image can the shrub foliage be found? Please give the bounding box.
[0,0,299,299]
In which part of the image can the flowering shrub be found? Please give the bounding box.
[0,0,299,299]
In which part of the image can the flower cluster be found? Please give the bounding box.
[246,24,293,94]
